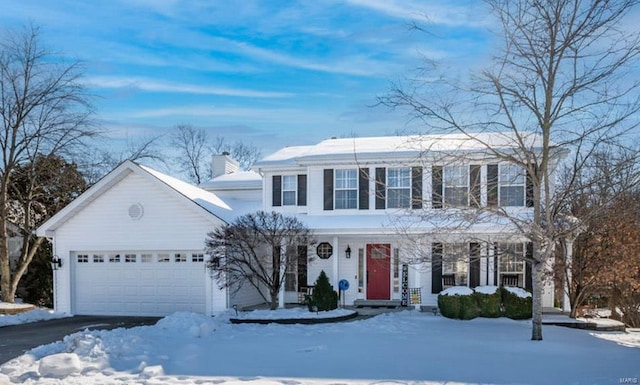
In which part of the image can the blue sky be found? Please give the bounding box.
[1,1,493,156]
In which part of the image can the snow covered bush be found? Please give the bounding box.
[501,287,532,320]
[474,286,502,318]
[308,270,338,311]
[437,287,478,320]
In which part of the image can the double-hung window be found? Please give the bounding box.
[443,243,468,286]
[335,169,357,209]
[444,165,469,207]
[497,243,525,286]
[282,175,297,206]
[387,167,411,208]
[499,164,525,206]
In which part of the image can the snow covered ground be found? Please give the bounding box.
[0,309,639,385]
[0,303,66,327]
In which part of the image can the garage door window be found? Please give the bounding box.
[175,253,186,262]
[93,254,104,263]
[125,254,137,263]
[141,253,152,263]
[109,254,120,263]
[158,253,170,262]
[192,253,204,262]
[78,254,88,263]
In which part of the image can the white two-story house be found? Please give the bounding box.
[254,133,561,309]
[36,132,562,316]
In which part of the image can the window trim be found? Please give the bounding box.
[443,165,469,207]
[281,175,297,206]
[334,168,358,209]
[499,163,526,207]
[387,167,411,209]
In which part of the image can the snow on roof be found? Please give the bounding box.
[140,165,239,223]
[256,132,553,167]
[296,211,521,235]
[199,170,262,190]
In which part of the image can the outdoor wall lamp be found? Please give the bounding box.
[51,256,62,270]
[345,245,351,259]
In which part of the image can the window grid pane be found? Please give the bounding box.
[282,175,297,206]
[443,243,468,286]
[387,168,411,208]
[335,169,357,209]
[499,164,525,206]
[444,166,469,206]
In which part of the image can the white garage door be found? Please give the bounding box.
[72,251,207,316]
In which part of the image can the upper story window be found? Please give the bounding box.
[282,175,297,206]
[500,164,525,206]
[272,174,307,207]
[335,169,357,209]
[387,167,411,208]
[444,165,469,207]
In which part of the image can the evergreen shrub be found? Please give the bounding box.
[308,270,338,311]
[474,287,502,318]
[501,287,532,319]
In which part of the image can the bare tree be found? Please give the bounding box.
[381,0,640,340]
[171,124,209,184]
[205,211,314,310]
[0,25,97,302]
[210,135,262,172]
[78,134,165,185]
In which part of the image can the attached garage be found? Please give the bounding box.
[71,251,207,316]
[36,160,254,317]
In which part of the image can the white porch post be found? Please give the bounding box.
[278,239,286,309]
[413,266,421,309]
[332,236,339,288]
[563,238,573,313]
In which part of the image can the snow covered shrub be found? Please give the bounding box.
[501,287,532,319]
[308,270,338,311]
[437,287,477,320]
[473,286,502,318]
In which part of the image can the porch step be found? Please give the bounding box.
[354,299,402,309]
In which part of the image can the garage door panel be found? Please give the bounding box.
[73,252,206,316]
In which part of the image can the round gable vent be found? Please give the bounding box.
[128,203,144,220]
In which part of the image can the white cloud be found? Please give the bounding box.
[85,76,293,98]
[346,0,488,27]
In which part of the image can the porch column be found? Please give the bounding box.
[332,236,339,288]
[278,239,286,308]
[563,237,573,313]
[413,265,421,309]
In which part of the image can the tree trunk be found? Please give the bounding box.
[531,259,544,341]
[269,290,279,310]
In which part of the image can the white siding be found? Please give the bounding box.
[51,171,225,315]
[229,281,265,310]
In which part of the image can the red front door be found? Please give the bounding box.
[366,244,391,300]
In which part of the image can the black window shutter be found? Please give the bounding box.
[375,167,386,210]
[297,246,308,288]
[431,242,443,294]
[272,175,282,207]
[526,165,535,207]
[323,169,334,211]
[411,166,423,209]
[359,168,369,210]
[297,174,307,206]
[525,242,533,291]
[470,165,481,207]
[487,164,498,207]
[469,242,481,288]
[432,166,443,209]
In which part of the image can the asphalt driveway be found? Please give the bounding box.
[0,316,160,364]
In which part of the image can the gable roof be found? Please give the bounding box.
[36,160,241,237]
[255,132,560,167]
